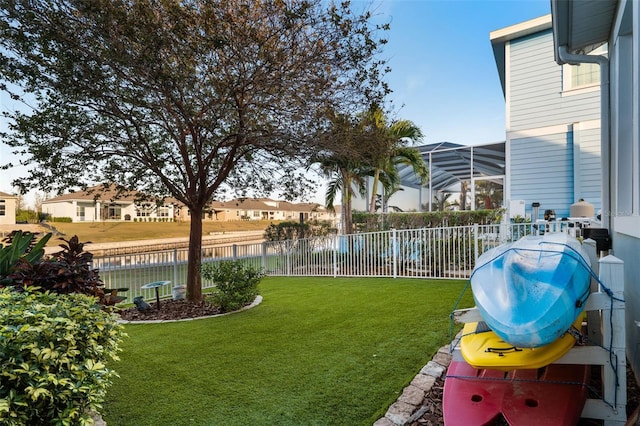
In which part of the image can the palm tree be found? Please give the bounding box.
[459,180,469,210]
[433,191,454,211]
[361,107,428,213]
[319,159,367,235]
[314,113,370,235]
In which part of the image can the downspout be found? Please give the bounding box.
[557,45,611,230]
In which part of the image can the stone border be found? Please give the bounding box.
[373,344,453,426]
[117,295,263,324]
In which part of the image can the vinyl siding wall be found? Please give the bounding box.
[574,127,601,210]
[508,30,600,131]
[510,133,574,218]
[506,28,601,218]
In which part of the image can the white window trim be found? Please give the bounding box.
[614,216,640,238]
[560,80,600,97]
[561,45,607,95]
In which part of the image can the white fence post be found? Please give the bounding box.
[173,248,178,285]
[599,255,626,426]
[333,234,340,278]
[583,238,601,346]
[473,223,479,262]
[392,228,398,279]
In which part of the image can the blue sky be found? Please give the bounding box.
[375,0,550,145]
[0,0,551,204]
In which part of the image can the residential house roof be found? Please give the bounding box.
[0,191,17,198]
[42,185,330,214]
[551,0,617,64]
[210,198,327,213]
[43,185,141,203]
[490,14,552,96]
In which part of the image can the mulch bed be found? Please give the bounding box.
[117,299,223,321]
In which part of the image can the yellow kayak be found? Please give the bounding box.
[459,317,582,371]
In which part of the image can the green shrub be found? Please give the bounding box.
[263,220,336,242]
[50,217,73,223]
[0,288,126,425]
[15,209,39,224]
[7,235,104,300]
[352,209,504,232]
[201,261,264,312]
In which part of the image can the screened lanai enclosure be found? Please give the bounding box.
[394,141,505,212]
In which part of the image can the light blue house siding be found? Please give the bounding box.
[510,133,574,218]
[574,127,601,208]
[509,30,601,131]
[496,18,602,219]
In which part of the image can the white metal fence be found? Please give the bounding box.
[95,221,588,303]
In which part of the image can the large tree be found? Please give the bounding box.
[0,0,389,301]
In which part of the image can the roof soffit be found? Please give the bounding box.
[551,0,617,62]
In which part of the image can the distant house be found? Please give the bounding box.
[41,185,176,222]
[173,197,337,224]
[491,14,602,219]
[0,191,18,225]
[42,186,336,224]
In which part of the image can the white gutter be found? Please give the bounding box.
[557,45,611,230]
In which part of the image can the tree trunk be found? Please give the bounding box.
[186,207,203,302]
[369,169,380,213]
[342,178,352,235]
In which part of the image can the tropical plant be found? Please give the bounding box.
[8,235,104,299]
[0,288,125,425]
[0,0,390,302]
[433,191,455,211]
[474,180,504,210]
[459,180,469,211]
[315,113,372,235]
[0,231,51,286]
[360,107,428,213]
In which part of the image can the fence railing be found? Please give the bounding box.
[94,222,572,303]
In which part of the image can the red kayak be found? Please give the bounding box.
[443,359,589,425]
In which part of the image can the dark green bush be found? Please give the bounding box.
[263,220,336,242]
[352,209,504,232]
[50,217,73,223]
[0,288,125,425]
[7,236,105,301]
[201,261,264,312]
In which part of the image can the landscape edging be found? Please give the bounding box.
[117,295,263,324]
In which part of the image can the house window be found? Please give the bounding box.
[253,210,260,217]
[76,206,85,220]
[107,206,121,219]
[158,207,169,217]
[0,200,5,216]
[563,45,607,91]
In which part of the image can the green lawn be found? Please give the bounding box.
[44,220,274,245]
[103,277,473,426]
